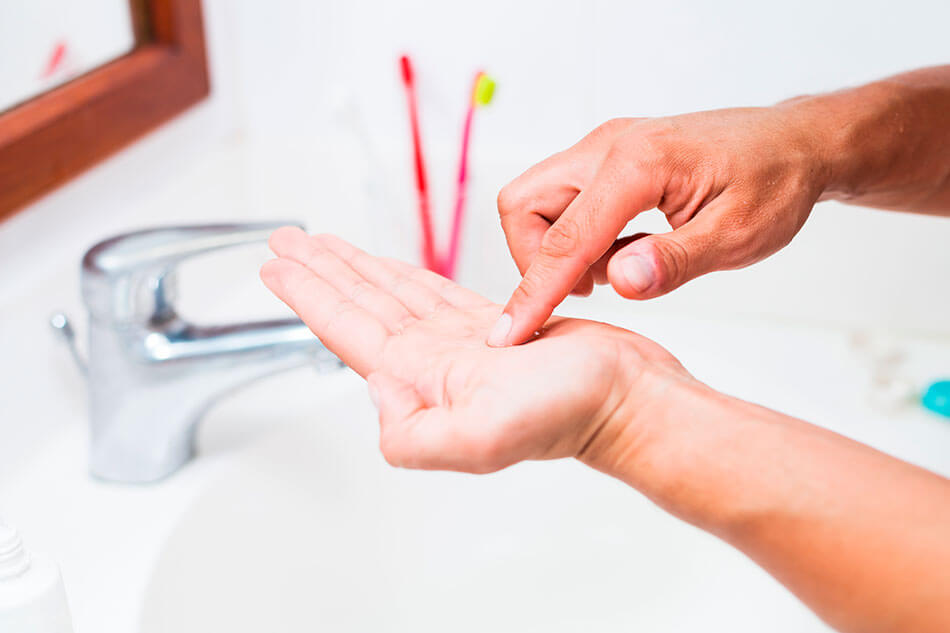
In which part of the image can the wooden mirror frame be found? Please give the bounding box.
[0,0,210,221]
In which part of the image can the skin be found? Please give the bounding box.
[262,229,950,633]
[261,228,659,471]
[262,66,950,632]
[490,65,950,346]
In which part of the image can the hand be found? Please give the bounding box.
[260,232,950,633]
[492,105,829,346]
[261,227,691,473]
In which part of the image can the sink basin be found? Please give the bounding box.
[140,370,823,633]
[5,305,949,632]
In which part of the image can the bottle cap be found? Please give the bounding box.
[0,521,31,580]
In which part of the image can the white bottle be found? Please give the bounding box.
[0,520,73,633]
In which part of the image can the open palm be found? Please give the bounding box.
[261,227,685,473]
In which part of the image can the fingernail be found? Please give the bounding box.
[487,312,513,347]
[367,381,380,408]
[621,254,655,293]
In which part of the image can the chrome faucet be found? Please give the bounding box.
[51,223,341,484]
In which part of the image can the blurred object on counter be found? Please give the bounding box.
[922,380,950,419]
[851,331,949,419]
[0,519,74,633]
[851,330,917,413]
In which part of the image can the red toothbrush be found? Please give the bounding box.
[399,55,439,273]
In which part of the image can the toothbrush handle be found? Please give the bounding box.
[400,56,438,272]
[444,73,483,279]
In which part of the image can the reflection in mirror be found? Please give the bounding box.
[0,0,137,113]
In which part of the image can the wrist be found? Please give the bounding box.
[578,365,779,533]
[777,79,920,205]
[577,360,719,499]
[771,93,854,203]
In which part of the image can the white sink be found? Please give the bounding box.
[4,304,949,633]
[140,370,820,633]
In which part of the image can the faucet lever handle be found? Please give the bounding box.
[81,222,301,323]
[82,222,299,274]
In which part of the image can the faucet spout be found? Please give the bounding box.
[69,223,343,484]
[139,317,338,399]
[88,318,339,484]
[142,318,320,363]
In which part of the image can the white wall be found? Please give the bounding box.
[2,0,949,335]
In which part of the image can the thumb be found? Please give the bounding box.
[366,372,497,472]
[606,215,723,299]
[367,371,426,430]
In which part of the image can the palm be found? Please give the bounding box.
[262,228,674,472]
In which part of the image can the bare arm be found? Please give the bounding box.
[807,65,950,214]
[585,381,950,633]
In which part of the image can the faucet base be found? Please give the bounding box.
[89,422,198,484]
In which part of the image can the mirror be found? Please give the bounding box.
[0,0,209,221]
[0,1,139,113]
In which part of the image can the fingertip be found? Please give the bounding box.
[259,258,276,281]
[495,265,572,346]
[486,312,513,347]
[259,258,288,291]
[489,310,547,347]
[492,289,559,346]
[268,225,307,254]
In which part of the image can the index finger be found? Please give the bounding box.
[488,157,664,346]
[497,148,594,275]
[260,257,388,376]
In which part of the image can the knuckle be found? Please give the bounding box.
[303,241,333,267]
[707,209,777,268]
[511,273,559,314]
[610,122,677,170]
[539,217,582,259]
[509,280,537,304]
[653,237,692,288]
[604,136,636,166]
[603,135,662,181]
[718,227,761,267]
[593,117,634,138]
[497,181,529,217]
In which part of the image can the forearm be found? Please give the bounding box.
[785,65,950,215]
[585,377,950,633]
